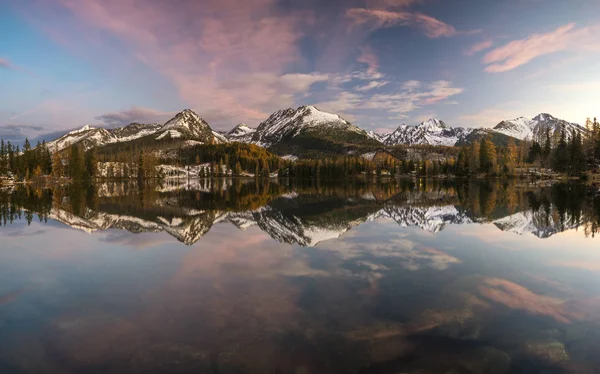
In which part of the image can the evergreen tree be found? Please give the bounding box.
[504,139,518,175]
[552,130,569,173]
[527,141,542,164]
[468,141,480,174]
[542,129,552,167]
[69,145,85,180]
[569,132,586,176]
[479,137,497,174]
[51,148,63,178]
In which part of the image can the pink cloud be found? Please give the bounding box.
[346,8,457,38]
[357,46,380,75]
[412,13,457,38]
[465,40,493,56]
[483,23,600,73]
[0,57,17,70]
[35,0,318,127]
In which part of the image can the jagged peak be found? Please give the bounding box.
[233,123,253,130]
[391,123,409,132]
[533,113,557,122]
[70,124,96,134]
[418,118,447,131]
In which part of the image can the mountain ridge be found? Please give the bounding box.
[40,106,585,156]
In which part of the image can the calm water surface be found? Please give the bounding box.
[1,179,600,373]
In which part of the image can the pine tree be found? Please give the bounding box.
[469,141,480,174]
[137,151,145,181]
[542,129,552,167]
[480,137,497,175]
[569,132,585,176]
[69,145,84,180]
[51,148,63,178]
[552,130,569,173]
[504,139,518,175]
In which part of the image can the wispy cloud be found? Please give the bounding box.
[357,45,380,75]
[346,8,458,38]
[483,23,600,73]
[318,79,463,121]
[41,0,318,126]
[465,40,493,56]
[0,57,17,70]
[354,81,388,92]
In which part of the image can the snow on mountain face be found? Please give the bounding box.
[45,109,226,153]
[46,125,116,153]
[154,109,225,144]
[493,117,536,140]
[380,119,474,147]
[493,208,580,239]
[366,131,387,143]
[493,113,584,141]
[110,123,162,142]
[226,123,256,143]
[250,105,366,148]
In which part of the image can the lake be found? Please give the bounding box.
[0,178,600,373]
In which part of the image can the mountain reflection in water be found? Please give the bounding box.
[0,179,600,373]
[2,179,600,245]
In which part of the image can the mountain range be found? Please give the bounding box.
[43,105,586,157]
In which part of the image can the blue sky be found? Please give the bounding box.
[1,0,599,143]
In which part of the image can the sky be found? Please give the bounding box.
[1,0,600,144]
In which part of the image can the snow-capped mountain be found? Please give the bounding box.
[45,109,227,153]
[110,122,163,142]
[493,113,584,141]
[154,109,227,144]
[46,125,116,152]
[249,105,373,148]
[377,119,474,147]
[226,123,256,143]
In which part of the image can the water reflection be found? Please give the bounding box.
[2,179,599,244]
[0,179,599,373]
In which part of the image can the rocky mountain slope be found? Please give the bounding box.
[153,109,226,143]
[247,105,379,154]
[375,119,474,147]
[226,123,256,143]
[493,113,584,141]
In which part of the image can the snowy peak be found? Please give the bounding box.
[533,113,556,122]
[161,109,209,132]
[46,126,115,153]
[226,123,256,143]
[77,124,95,132]
[418,118,447,133]
[110,122,162,142]
[379,120,472,147]
[493,117,536,140]
[493,113,583,141]
[250,105,363,148]
[155,109,224,143]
